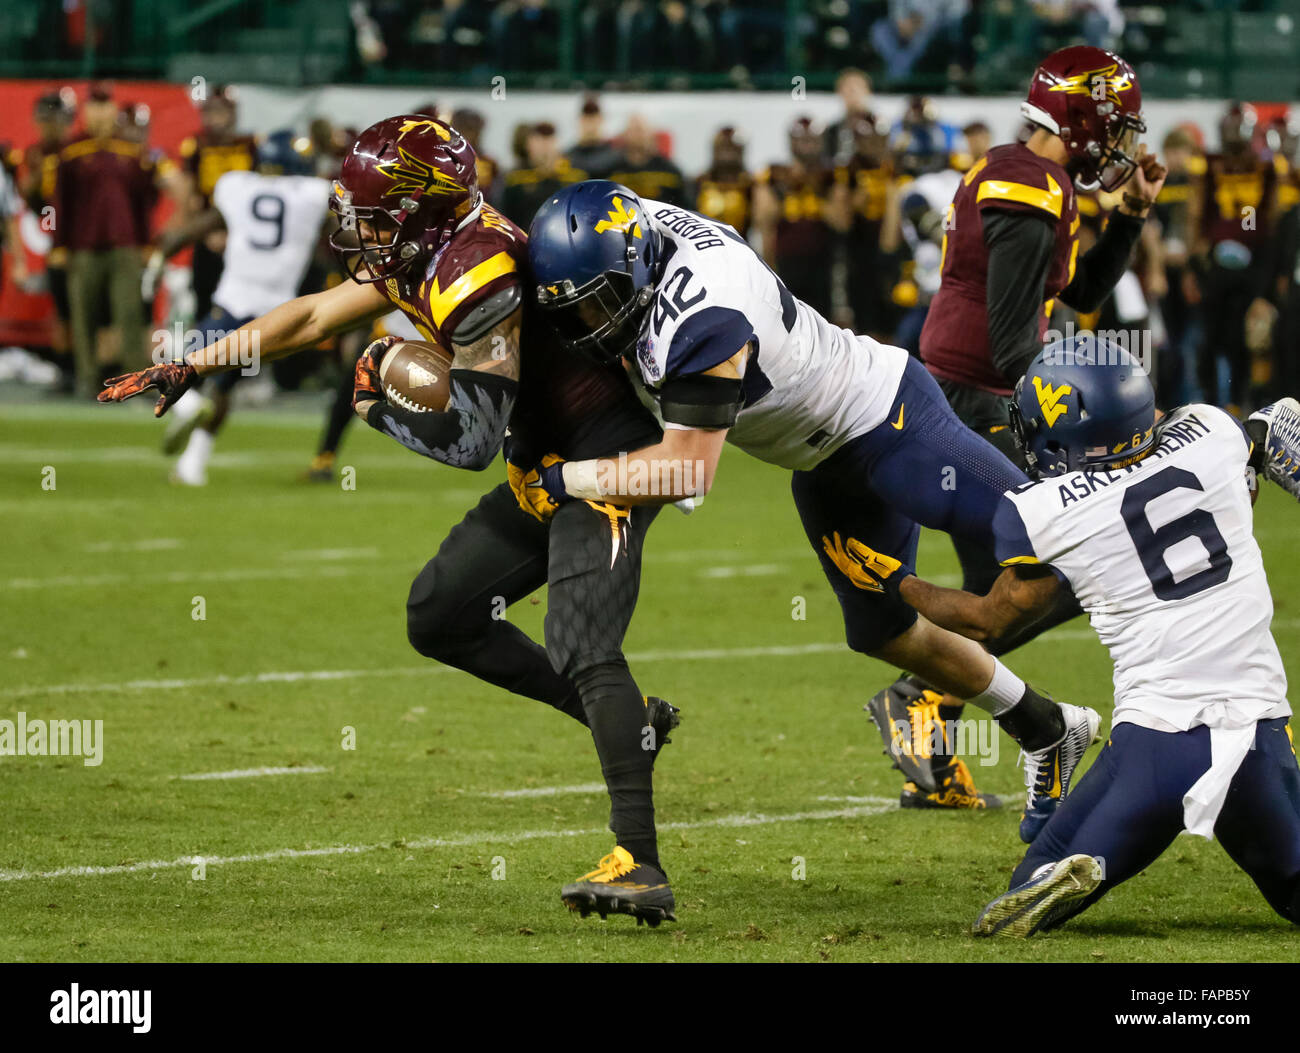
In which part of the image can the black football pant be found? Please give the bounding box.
[1197,262,1259,409]
[406,482,665,868]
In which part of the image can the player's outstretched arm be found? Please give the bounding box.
[99,279,391,416]
[900,565,1060,645]
[585,424,728,505]
[513,344,744,519]
[508,424,726,522]
[354,308,520,471]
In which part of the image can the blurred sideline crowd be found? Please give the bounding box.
[2,69,1298,415]
[351,0,1126,87]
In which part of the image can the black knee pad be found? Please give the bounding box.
[406,568,469,660]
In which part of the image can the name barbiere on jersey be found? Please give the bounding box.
[1045,411,1217,509]
[651,205,729,249]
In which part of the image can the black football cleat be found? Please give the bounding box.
[300,451,336,483]
[561,847,677,927]
[900,758,1003,810]
[866,674,949,792]
[644,695,681,753]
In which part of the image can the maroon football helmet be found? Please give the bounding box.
[329,115,480,284]
[1022,45,1145,192]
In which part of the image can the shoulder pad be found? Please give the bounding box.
[451,283,522,346]
[976,167,1065,220]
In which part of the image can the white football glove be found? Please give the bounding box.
[1249,397,1300,501]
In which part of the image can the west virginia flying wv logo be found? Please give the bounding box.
[594,197,642,238]
[375,145,463,199]
[1045,62,1134,105]
[1033,376,1073,428]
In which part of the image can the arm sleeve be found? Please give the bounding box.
[365,369,517,471]
[1058,209,1144,312]
[983,209,1056,384]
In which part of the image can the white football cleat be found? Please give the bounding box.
[973,854,1103,938]
[1019,703,1101,843]
[161,391,214,455]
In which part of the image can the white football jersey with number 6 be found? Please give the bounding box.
[993,404,1289,730]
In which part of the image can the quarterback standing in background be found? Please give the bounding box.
[868,46,1168,810]
[860,337,1300,937]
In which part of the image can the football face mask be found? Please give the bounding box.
[329,192,419,284]
[537,271,650,364]
[1090,112,1145,193]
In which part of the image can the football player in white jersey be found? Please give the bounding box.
[846,335,1300,936]
[520,180,1104,904]
[155,130,332,484]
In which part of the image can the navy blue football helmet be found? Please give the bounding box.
[257,129,313,176]
[1009,335,1156,477]
[529,180,663,363]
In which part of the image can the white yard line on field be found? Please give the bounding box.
[0,800,898,882]
[700,563,787,578]
[4,544,801,591]
[3,564,364,591]
[0,643,850,699]
[175,765,330,781]
[83,537,184,553]
[477,782,607,798]
[6,620,1297,701]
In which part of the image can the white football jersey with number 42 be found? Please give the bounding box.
[631,200,909,471]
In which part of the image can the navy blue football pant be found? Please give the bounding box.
[792,354,1027,652]
[1013,718,1300,929]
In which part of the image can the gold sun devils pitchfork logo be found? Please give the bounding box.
[1045,62,1134,105]
[375,145,464,198]
[1033,376,1073,428]
[594,197,642,238]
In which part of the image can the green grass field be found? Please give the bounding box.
[2,392,1297,963]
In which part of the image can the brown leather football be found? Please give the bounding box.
[378,340,454,413]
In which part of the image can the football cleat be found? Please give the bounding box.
[1019,703,1101,843]
[644,695,681,752]
[866,674,948,793]
[561,847,676,926]
[973,854,1103,938]
[300,451,337,483]
[160,393,213,455]
[900,758,1003,810]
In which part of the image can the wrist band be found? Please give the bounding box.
[560,458,602,500]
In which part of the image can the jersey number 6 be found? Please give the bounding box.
[1120,466,1233,601]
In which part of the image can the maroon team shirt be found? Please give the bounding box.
[921,142,1080,396]
[54,134,157,251]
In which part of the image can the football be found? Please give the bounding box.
[378,340,454,413]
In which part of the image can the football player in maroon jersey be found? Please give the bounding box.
[867,46,1167,810]
[98,115,681,926]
